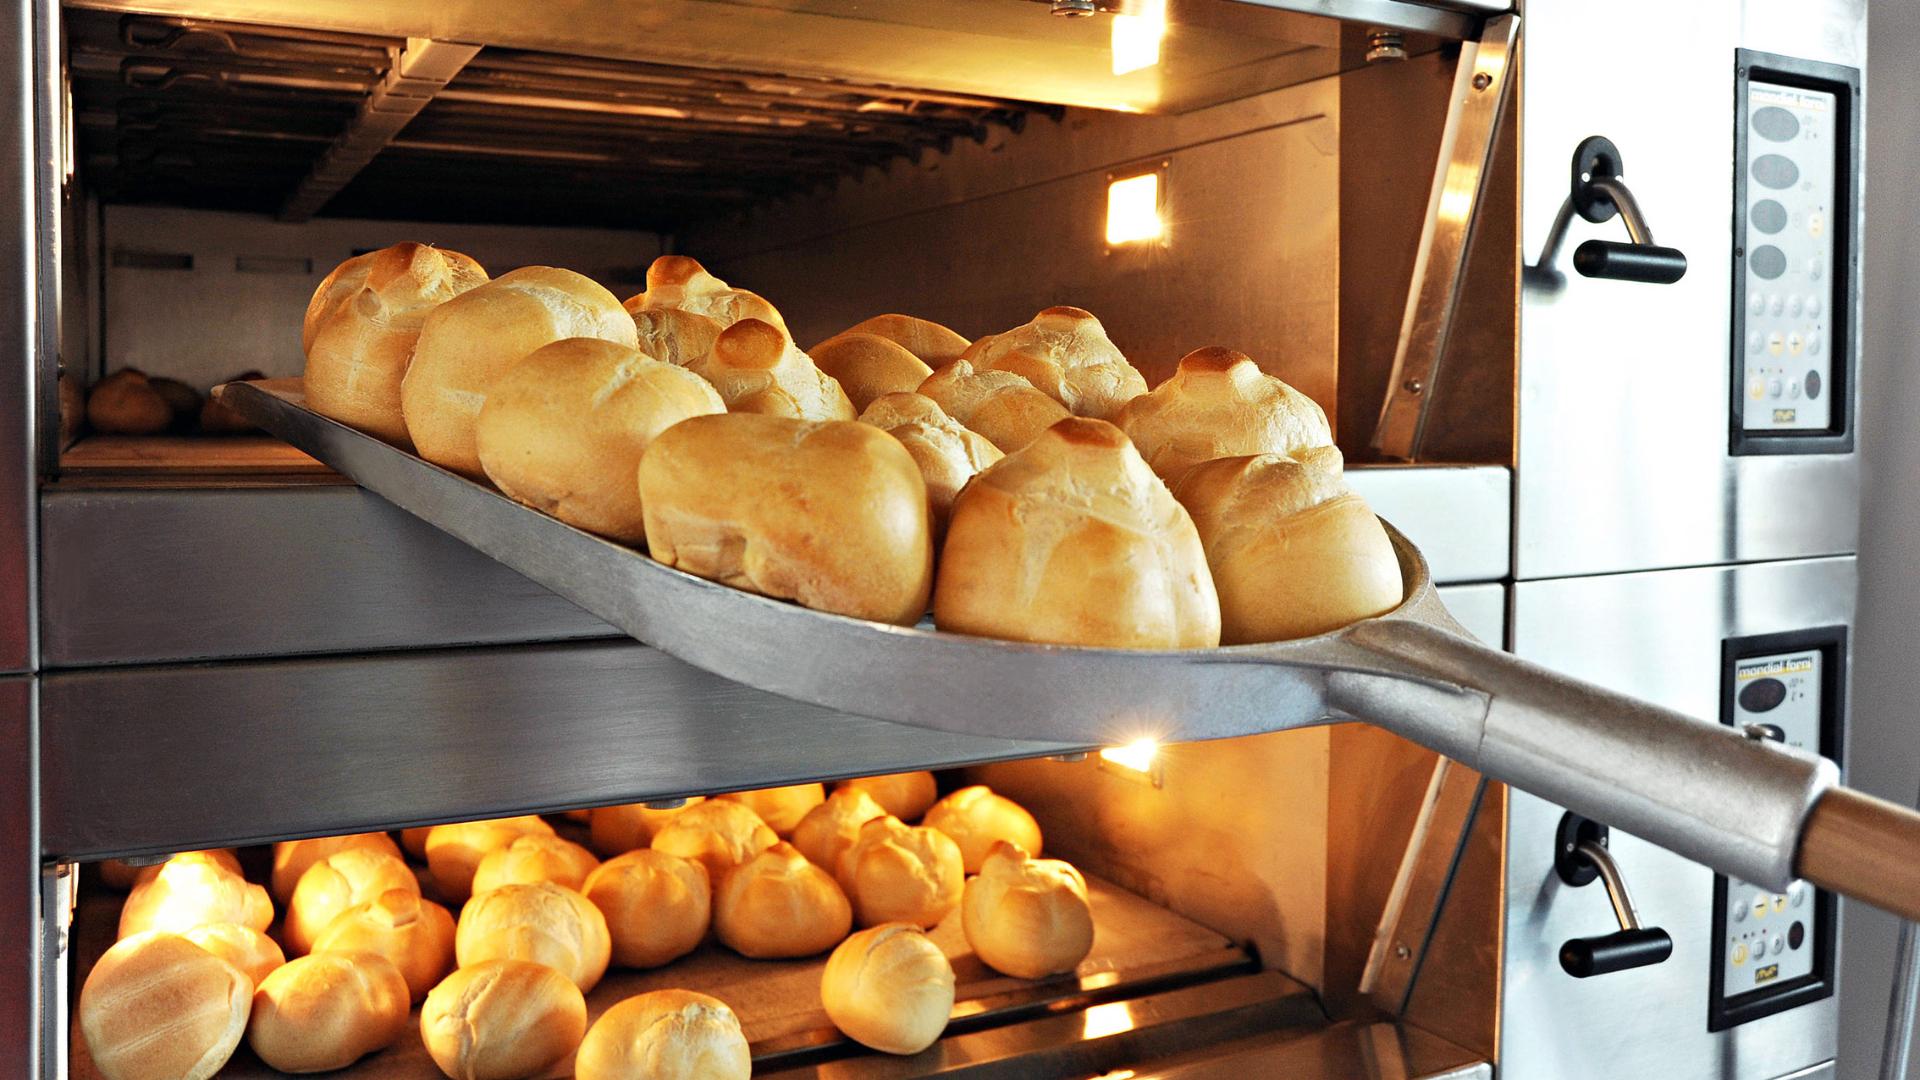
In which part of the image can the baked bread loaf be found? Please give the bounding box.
[304,243,489,446]
[922,786,1044,873]
[1172,449,1402,643]
[118,854,273,939]
[87,371,172,435]
[424,815,555,902]
[628,305,725,367]
[688,317,856,420]
[311,888,457,1004]
[859,392,1003,539]
[246,951,410,1073]
[810,333,935,412]
[420,960,586,1080]
[718,783,826,836]
[1116,347,1334,480]
[303,250,374,353]
[476,338,724,542]
[715,841,853,958]
[837,815,964,929]
[823,314,970,366]
[582,849,711,969]
[471,833,601,894]
[961,841,1094,979]
[917,360,1069,453]
[964,307,1147,420]
[79,932,250,1080]
[576,990,751,1080]
[840,772,939,820]
[628,255,786,332]
[182,924,286,990]
[935,417,1221,648]
[792,787,889,873]
[638,413,934,625]
[454,881,612,992]
[589,797,703,857]
[272,832,404,903]
[649,798,780,884]
[821,924,956,1055]
[401,266,637,477]
[285,847,420,956]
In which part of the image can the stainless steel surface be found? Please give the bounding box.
[1577,839,1645,931]
[0,0,41,677]
[0,679,35,1080]
[1370,13,1515,461]
[1502,556,1854,1080]
[1360,757,1484,1010]
[1128,1019,1490,1079]
[1431,583,1503,646]
[1881,909,1919,1080]
[1345,469,1510,584]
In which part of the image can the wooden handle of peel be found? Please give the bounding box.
[1797,787,1920,921]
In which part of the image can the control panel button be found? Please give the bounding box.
[1768,378,1783,399]
[1787,332,1804,356]
[1788,379,1801,399]
[1771,934,1785,956]
[1806,370,1823,399]
[1752,937,1769,959]
[1734,899,1748,922]
[1733,942,1749,966]
[1750,293,1767,317]
[1767,332,1784,356]
[1808,258,1824,281]
[1807,294,1823,318]
[1749,376,1766,400]
[1752,105,1801,141]
[1753,894,1770,920]
[1790,921,1806,950]
[1748,330,1765,355]
[1807,331,1822,356]
[1750,198,1789,234]
[1751,245,1787,280]
[1769,293,1786,316]
[1751,153,1800,190]
[1791,884,1808,908]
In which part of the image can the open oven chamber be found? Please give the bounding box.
[0,0,1871,1078]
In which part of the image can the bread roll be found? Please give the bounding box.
[935,417,1220,648]
[1116,347,1334,480]
[79,932,250,1080]
[311,888,457,1003]
[424,815,555,902]
[629,255,787,332]
[917,360,1069,453]
[472,833,600,894]
[583,849,711,969]
[455,881,611,992]
[588,797,704,857]
[198,370,266,434]
[824,314,970,366]
[859,392,1003,539]
[304,250,375,353]
[792,787,888,872]
[398,826,433,860]
[1171,449,1402,643]
[421,960,586,1080]
[87,370,172,435]
[628,305,725,367]
[118,855,272,939]
[840,772,939,821]
[272,832,404,903]
[810,333,935,411]
[821,924,955,1055]
[837,815,963,929]
[576,990,751,1080]
[638,413,933,625]
[688,317,856,420]
[715,842,852,958]
[182,923,286,990]
[475,338,724,542]
[246,951,410,1073]
[717,782,825,836]
[304,243,489,446]
[401,266,637,477]
[58,370,83,445]
[961,842,1094,979]
[285,847,420,956]
[108,849,242,891]
[149,377,201,430]
[921,786,1044,873]
[965,307,1147,420]
[649,798,779,885]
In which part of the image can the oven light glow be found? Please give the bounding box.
[1080,1000,1139,1040]
[1106,172,1163,246]
[1099,738,1159,774]
[1111,0,1167,76]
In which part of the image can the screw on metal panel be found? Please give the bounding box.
[1395,942,1412,960]
[644,797,690,810]
[1051,0,1098,16]
[1051,752,1090,763]
[1366,31,1407,63]
[1473,71,1493,91]
[1402,378,1424,394]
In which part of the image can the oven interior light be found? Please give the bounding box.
[1099,738,1159,774]
[1105,171,1163,246]
[1111,0,1167,76]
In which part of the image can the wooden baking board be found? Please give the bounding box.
[60,435,335,478]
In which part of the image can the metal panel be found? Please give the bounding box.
[0,0,42,676]
[1503,556,1855,1080]
[1348,469,1510,585]
[1130,1019,1489,1079]
[0,679,35,1080]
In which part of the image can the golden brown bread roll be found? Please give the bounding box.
[576,989,752,1080]
[792,787,889,873]
[475,338,725,542]
[859,392,1003,540]
[398,826,433,860]
[272,832,404,903]
[649,798,779,885]
[182,923,286,990]
[588,797,703,857]
[826,314,971,365]
[627,305,725,367]
[837,815,964,929]
[965,307,1147,420]
[917,360,1070,453]
[420,960,586,1080]
[401,266,637,477]
[717,782,826,836]
[921,786,1044,873]
[246,951,410,1073]
[106,849,242,892]
[840,772,940,821]
[58,370,83,446]
[810,333,935,412]
[423,815,555,903]
[638,413,934,625]
[583,849,711,969]
[118,854,273,939]
[148,377,201,430]
[304,249,375,353]
[311,888,457,1004]
[79,932,250,1080]
[471,833,600,894]
[454,881,612,992]
[1116,347,1334,480]
[629,255,787,332]
[285,847,420,956]
[304,243,489,446]
[821,924,956,1055]
[87,370,173,435]
[1171,449,1403,643]
[715,841,853,958]
[935,417,1221,648]
[687,317,856,420]
[961,841,1094,979]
